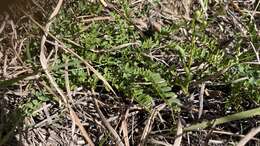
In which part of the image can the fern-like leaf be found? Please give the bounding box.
[143,70,179,107]
[131,85,153,110]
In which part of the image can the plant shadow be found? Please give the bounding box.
[0,89,25,146]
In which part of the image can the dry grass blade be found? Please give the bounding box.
[198,0,207,18]
[212,130,260,141]
[81,16,112,23]
[69,108,95,146]
[139,104,166,146]
[173,118,183,146]
[64,58,73,102]
[184,107,260,131]
[40,82,94,146]
[36,0,95,145]
[42,102,52,124]
[198,83,205,119]
[251,0,260,21]
[64,58,76,140]
[99,0,108,7]
[121,109,130,146]
[148,138,173,146]
[237,126,260,146]
[250,41,260,64]
[41,79,95,145]
[0,17,7,34]
[94,98,124,146]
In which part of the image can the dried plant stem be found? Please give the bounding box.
[33,0,95,145]
[184,107,260,131]
[94,98,124,146]
[237,126,260,146]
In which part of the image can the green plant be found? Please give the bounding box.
[21,90,52,116]
[39,1,260,112]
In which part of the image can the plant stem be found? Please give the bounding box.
[184,107,260,131]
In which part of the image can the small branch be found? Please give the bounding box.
[139,104,166,146]
[198,83,205,119]
[184,107,260,131]
[28,0,95,145]
[94,98,124,146]
[250,41,260,64]
[173,118,183,146]
[237,126,260,146]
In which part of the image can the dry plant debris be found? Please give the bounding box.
[0,0,260,146]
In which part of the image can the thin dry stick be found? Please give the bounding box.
[0,20,6,34]
[37,0,95,145]
[212,130,260,141]
[250,41,260,64]
[64,58,76,140]
[94,98,124,146]
[42,102,52,124]
[184,107,260,131]
[199,0,208,18]
[69,108,95,146]
[99,0,108,7]
[39,0,67,103]
[121,109,130,146]
[139,104,166,146]
[32,103,52,115]
[148,138,173,146]
[3,52,8,77]
[237,126,260,146]
[173,118,183,146]
[41,80,95,146]
[251,0,260,21]
[64,58,73,102]
[198,83,205,119]
[81,16,112,23]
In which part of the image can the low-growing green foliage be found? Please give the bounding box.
[1,0,260,145]
[40,1,260,111]
[21,90,52,115]
[22,1,259,112]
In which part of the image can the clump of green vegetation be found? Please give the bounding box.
[36,1,259,112]
[1,0,260,145]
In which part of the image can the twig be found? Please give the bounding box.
[237,126,260,146]
[99,0,108,7]
[0,16,7,34]
[184,107,260,131]
[173,118,183,146]
[69,108,95,146]
[139,104,166,146]
[42,102,52,124]
[33,113,58,128]
[198,83,205,119]
[120,109,130,146]
[64,58,76,140]
[148,138,173,146]
[40,81,95,146]
[198,0,208,18]
[35,0,95,145]
[211,130,260,141]
[94,98,124,146]
[250,0,260,21]
[81,16,112,23]
[250,41,260,64]
[64,58,73,102]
